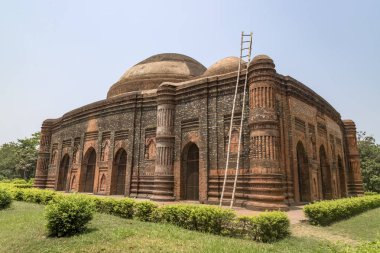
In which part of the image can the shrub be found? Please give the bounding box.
[92,197,118,214]
[12,179,28,185]
[352,240,380,253]
[159,204,236,234]
[364,191,379,196]
[0,189,12,209]
[112,198,135,219]
[134,201,158,222]
[226,212,290,243]
[4,187,58,205]
[45,195,95,237]
[304,195,380,226]
[250,211,290,243]
[13,184,33,188]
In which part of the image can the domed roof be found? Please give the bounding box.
[107,53,206,98]
[203,57,246,77]
[252,54,272,62]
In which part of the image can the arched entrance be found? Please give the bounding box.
[80,148,96,193]
[57,154,70,191]
[296,141,311,202]
[182,143,199,200]
[319,145,332,199]
[111,149,127,195]
[337,155,347,197]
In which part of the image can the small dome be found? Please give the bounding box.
[252,54,272,62]
[203,57,246,77]
[107,53,206,98]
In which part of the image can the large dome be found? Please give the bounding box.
[107,53,206,98]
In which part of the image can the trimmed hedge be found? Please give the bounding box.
[134,201,158,222]
[227,212,290,243]
[304,195,380,226]
[157,204,236,234]
[45,194,95,237]
[0,184,290,242]
[0,189,12,209]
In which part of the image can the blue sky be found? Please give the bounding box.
[0,0,379,144]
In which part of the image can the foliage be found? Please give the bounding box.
[0,202,344,253]
[0,132,40,180]
[134,201,158,222]
[0,184,58,204]
[45,194,95,237]
[351,240,380,253]
[92,197,118,214]
[0,184,290,242]
[227,212,290,243]
[358,131,380,193]
[158,204,236,235]
[112,198,135,219]
[250,211,290,243]
[304,195,380,226]
[0,189,12,209]
[364,191,379,196]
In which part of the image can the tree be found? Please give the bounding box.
[0,132,40,180]
[357,131,380,193]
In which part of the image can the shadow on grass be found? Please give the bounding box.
[46,227,99,238]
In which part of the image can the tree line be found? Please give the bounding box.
[0,132,40,180]
[0,131,379,192]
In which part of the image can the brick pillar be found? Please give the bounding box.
[343,120,364,196]
[246,55,288,210]
[34,120,53,189]
[151,83,176,201]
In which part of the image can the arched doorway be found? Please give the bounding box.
[337,155,347,197]
[80,148,96,193]
[296,142,311,202]
[57,154,70,191]
[183,143,199,200]
[319,145,332,199]
[111,149,127,195]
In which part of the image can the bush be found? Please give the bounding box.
[364,191,379,196]
[12,179,28,185]
[159,204,236,234]
[227,212,290,243]
[304,195,380,226]
[5,187,58,204]
[134,201,158,222]
[0,189,12,209]
[112,198,135,219]
[352,240,380,253]
[45,195,95,237]
[250,211,290,243]
[92,197,118,214]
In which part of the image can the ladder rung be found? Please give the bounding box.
[241,47,250,50]
[242,41,251,43]
[242,34,251,36]
[241,55,249,58]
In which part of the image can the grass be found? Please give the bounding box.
[325,208,380,241]
[0,201,344,253]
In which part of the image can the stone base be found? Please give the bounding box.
[33,177,47,189]
[244,200,289,211]
[150,175,175,201]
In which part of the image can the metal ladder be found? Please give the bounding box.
[219,32,253,208]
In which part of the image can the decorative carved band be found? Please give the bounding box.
[250,86,274,109]
[156,146,174,167]
[251,135,279,160]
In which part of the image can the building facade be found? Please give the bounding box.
[34,53,364,210]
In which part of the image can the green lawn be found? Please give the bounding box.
[0,202,378,253]
[326,208,380,241]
